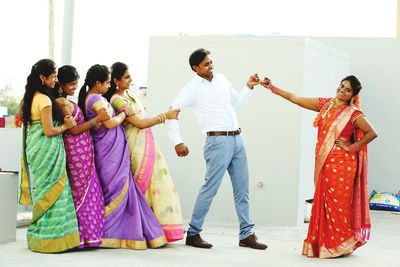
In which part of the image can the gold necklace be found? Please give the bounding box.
[321,98,336,120]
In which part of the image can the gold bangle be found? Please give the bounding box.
[60,124,65,133]
[158,113,166,123]
[89,119,95,128]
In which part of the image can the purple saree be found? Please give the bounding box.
[85,94,167,249]
[62,99,104,248]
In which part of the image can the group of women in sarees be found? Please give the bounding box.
[19,58,378,259]
[19,59,184,253]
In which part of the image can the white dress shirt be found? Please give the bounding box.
[166,73,253,145]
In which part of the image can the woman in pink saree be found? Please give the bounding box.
[55,65,109,248]
[260,75,377,258]
[103,62,184,242]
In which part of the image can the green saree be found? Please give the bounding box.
[19,122,80,253]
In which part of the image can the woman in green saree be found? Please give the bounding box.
[19,59,80,253]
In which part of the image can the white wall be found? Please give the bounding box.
[0,172,18,244]
[298,39,351,218]
[315,38,400,193]
[0,129,21,243]
[0,128,22,172]
[147,36,349,226]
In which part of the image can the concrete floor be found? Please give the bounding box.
[0,210,399,267]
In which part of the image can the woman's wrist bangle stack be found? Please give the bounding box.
[157,113,166,123]
[123,109,129,117]
[89,119,95,128]
[349,143,360,154]
[271,85,280,95]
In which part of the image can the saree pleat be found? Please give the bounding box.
[22,123,80,253]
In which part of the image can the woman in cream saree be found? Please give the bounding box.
[105,62,184,242]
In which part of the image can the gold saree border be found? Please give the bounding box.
[19,156,32,205]
[75,173,93,212]
[27,231,80,253]
[100,235,167,250]
[32,173,67,222]
[105,177,129,217]
[80,239,102,245]
[92,99,108,112]
[302,237,359,258]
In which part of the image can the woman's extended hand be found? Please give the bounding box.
[260,77,273,90]
[97,108,111,122]
[164,108,181,120]
[335,139,350,151]
[64,115,76,129]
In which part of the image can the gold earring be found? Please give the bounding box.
[41,80,44,85]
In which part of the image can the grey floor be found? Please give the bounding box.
[0,210,399,267]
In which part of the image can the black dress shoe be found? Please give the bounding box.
[186,234,213,249]
[239,234,268,250]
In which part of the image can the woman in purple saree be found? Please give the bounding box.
[104,62,184,242]
[77,64,167,249]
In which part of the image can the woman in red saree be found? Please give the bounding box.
[260,75,377,258]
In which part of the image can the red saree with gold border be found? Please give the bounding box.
[302,98,370,258]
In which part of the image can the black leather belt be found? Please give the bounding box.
[207,128,241,136]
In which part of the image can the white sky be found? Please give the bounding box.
[0,0,397,96]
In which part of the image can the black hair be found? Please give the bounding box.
[189,48,210,71]
[52,65,80,98]
[78,64,110,117]
[20,58,61,125]
[342,75,362,96]
[58,65,80,84]
[103,62,128,102]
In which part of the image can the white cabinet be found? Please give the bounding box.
[0,128,22,243]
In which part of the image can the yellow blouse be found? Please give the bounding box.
[31,93,51,121]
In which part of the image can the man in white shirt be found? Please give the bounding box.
[166,48,267,250]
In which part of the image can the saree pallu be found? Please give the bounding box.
[112,92,184,242]
[19,122,80,253]
[62,100,104,248]
[86,94,167,249]
[302,100,370,258]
